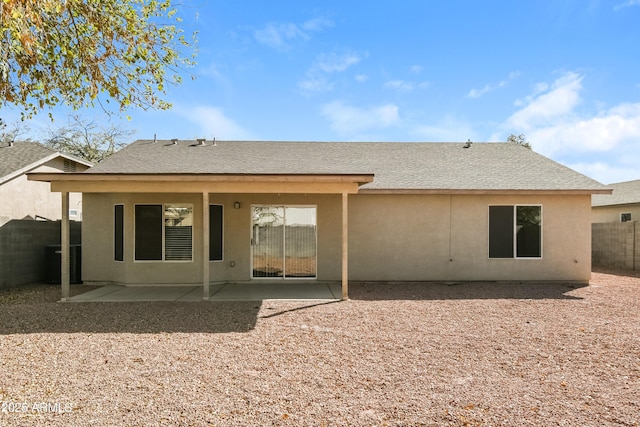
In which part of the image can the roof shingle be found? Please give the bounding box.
[592,179,640,206]
[0,141,57,179]
[87,140,608,192]
[1,141,92,184]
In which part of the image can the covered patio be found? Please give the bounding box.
[29,170,374,302]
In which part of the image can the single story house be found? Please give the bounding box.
[1,141,91,226]
[592,179,640,223]
[29,140,610,300]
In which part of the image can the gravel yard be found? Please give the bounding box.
[1,272,638,426]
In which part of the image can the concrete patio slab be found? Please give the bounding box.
[65,282,341,302]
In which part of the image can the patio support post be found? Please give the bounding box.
[341,191,349,300]
[61,191,70,301]
[202,192,210,300]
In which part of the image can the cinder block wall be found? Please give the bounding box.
[592,222,638,270]
[0,220,81,289]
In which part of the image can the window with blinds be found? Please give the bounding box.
[164,205,193,261]
[134,204,193,261]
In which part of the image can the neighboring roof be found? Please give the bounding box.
[0,141,92,185]
[84,140,609,193]
[592,179,640,207]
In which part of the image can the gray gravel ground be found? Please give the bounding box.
[1,271,639,426]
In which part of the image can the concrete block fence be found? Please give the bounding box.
[0,220,81,289]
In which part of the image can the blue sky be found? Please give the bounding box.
[5,0,640,184]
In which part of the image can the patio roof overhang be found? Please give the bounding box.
[28,172,373,302]
[27,172,375,194]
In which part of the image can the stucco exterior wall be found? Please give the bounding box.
[349,194,591,282]
[592,204,640,223]
[82,193,343,285]
[81,192,592,285]
[0,158,86,225]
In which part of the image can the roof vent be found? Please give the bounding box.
[211,137,217,147]
[463,139,472,149]
[197,138,206,146]
[171,138,178,145]
[7,140,13,147]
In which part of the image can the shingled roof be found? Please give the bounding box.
[0,141,92,185]
[592,179,640,206]
[86,140,609,192]
[1,141,56,179]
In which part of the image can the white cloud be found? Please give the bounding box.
[467,72,519,98]
[504,72,583,131]
[355,74,369,83]
[514,82,549,106]
[298,77,333,93]
[301,17,333,32]
[321,101,399,136]
[383,80,430,92]
[254,18,332,51]
[614,0,640,10]
[384,80,414,91]
[410,65,423,74]
[316,52,362,73]
[198,63,224,80]
[298,50,366,94]
[567,160,640,185]
[177,105,254,140]
[493,72,640,163]
[254,23,306,51]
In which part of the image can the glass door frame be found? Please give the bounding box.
[250,204,318,280]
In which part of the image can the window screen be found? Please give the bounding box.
[135,205,163,260]
[621,213,632,222]
[114,204,124,261]
[210,205,223,261]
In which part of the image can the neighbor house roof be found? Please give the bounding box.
[82,140,609,193]
[592,179,640,207]
[0,141,92,185]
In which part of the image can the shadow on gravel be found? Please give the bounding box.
[0,301,261,335]
[593,267,640,279]
[259,300,340,319]
[349,281,587,301]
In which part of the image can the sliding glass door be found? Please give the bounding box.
[251,206,317,279]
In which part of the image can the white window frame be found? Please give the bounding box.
[488,204,543,260]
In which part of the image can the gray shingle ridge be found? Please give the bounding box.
[86,140,608,192]
[592,178,640,206]
[0,141,57,179]
[1,141,93,183]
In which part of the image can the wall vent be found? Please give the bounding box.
[63,159,76,172]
